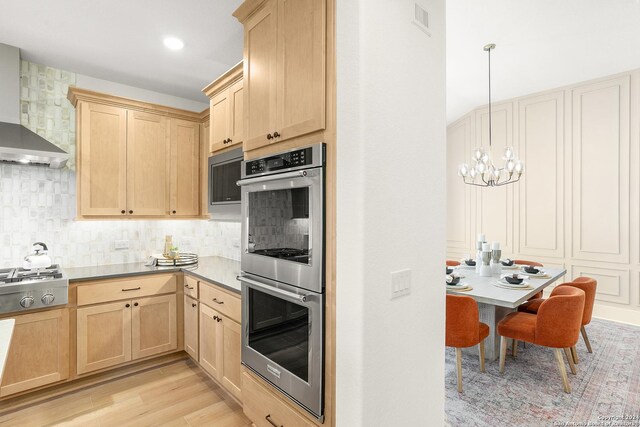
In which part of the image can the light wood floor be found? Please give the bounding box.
[0,360,251,427]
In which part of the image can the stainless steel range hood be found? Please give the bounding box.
[0,44,69,168]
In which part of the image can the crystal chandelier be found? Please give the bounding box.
[458,44,524,187]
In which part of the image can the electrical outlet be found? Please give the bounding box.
[114,240,129,250]
[390,269,412,299]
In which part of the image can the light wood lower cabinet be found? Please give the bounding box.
[199,303,222,380]
[184,296,199,361]
[132,294,177,359]
[77,294,177,375]
[0,309,69,397]
[242,371,314,427]
[77,301,132,375]
[198,295,242,401]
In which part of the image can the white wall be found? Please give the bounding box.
[76,74,208,112]
[0,43,20,124]
[336,0,446,425]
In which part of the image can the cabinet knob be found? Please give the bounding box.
[192,303,197,308]
[134,302,139,307]
[213,315,218,321]
[125,304,130,308]
[228,138,232,143]
[266,133,273,140]
[273,131,280,138]
[223,139,228,144]
[217,316,222,323]
[172,210,176,214]
[121,210,126,214]
[128,210,133,214]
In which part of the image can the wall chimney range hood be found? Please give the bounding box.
[0,43,69,168]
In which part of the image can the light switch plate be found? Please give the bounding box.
[390,269,412,299]
[114,240,129,250]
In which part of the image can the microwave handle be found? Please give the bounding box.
[237,275,308,304]
[236,169,310,187]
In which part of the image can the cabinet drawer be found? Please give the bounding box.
[242,372,315,427]
[183,275,199,299]
[199,282,240,323]
[77,274,177,306]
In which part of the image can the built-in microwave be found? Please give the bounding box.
[208,147,243,220]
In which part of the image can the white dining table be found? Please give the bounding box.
[447,265,567,361]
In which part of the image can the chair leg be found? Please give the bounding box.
[570,346,579,364]
[499,336,507,374]
[581,326,593,353]
[479,340,485,373]
[512,339,518,358]
[554,348,571,393]
[523,341,527,349]
[564,348,577,375]
[456,348,463,393]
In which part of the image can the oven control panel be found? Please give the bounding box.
[245,147,315,176]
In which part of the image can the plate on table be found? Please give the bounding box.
[446,282,472,291]
[501,264,520,270]
[519,268,549,278]
[495,278,531,288]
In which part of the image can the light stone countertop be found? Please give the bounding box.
[65,256,241,294]
[0,318,15,382]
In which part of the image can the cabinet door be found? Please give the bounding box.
[0,310,69,397]
[228,79,244,147]
[244,0,278,151]
[170,119,201,217]
[79,102,127,216]
[126,111,170,216]
[131,294,177,360]
[210,91,231,153]
[221,316,242,401]
[276,0,326,142]
[199,304,222,380]
[77,301,131,375]
[184,296,199,361]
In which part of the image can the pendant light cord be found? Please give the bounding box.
[488,46,492,149]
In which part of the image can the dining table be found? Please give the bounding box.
[447,264,567,361]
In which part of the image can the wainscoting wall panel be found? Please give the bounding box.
[447,70,639,326]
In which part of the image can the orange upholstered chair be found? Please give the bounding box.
[519,276,597,362]
[498,286,585,393]
[446,295,490,393]
[446,260,461,267]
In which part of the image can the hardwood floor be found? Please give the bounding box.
[0,360,251,427]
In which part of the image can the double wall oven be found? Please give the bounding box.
[237,144,325,420]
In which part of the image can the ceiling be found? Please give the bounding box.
[447,0,640,122]
[1,1,639,120]
[0,0,244,104]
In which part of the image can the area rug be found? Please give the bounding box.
[445,318,640,426]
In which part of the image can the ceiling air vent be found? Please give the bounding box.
[413,3,431,37]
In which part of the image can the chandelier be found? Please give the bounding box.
[458,44,524,187]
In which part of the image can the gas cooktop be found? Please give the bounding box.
[0,264,69,313]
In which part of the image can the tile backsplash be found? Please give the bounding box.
[0,61,240,268]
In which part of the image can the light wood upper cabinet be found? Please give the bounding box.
[184,296,199,361]
[276,0,325,140]
[203,63,244,154]
[132,294,177,359]
[0,309,69,397]
[68,88,206,219]
[239,0,326,152]
[77,301,132,375]
[244,0,278,150]
[170,119,201,216]
[79,102,127,216]
[126,111,170,216]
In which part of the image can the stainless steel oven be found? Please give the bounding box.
[238,143,325,419]
[238,144,324,293]
[239,274,324,419]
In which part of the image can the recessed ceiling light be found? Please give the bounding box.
[163,36,184,51]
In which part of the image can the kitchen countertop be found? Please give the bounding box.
[65,256,242,294]
[0,318,15,382]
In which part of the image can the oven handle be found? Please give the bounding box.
[237,275,308,304]
[236,169,312,186]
